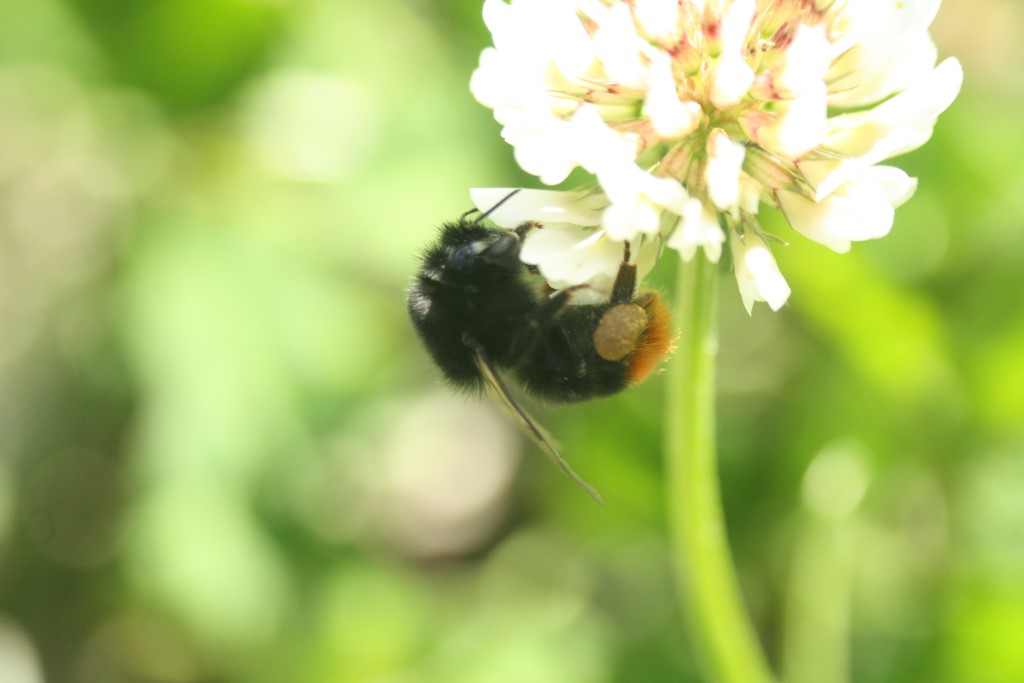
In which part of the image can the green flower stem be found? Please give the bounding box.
[665,253,776,683]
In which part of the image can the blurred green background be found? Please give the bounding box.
[0,1,1022,682]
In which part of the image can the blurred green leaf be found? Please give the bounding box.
[68,0,284,110]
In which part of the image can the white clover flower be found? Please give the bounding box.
[470,0,961,312]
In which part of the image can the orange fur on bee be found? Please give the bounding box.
[627,292,675,385]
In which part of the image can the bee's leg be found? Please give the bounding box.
[507,284,589,362]
[512,222,545,276]
[610,241,637,304]
[513,220,542,240]
[532,284,589,328]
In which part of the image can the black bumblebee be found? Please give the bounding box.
[408,197,673,503]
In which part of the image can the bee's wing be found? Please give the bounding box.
[465,336,604,505]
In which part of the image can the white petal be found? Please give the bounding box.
[602,193,673,240]
[667,198,724,262]
[544,6,601,80]
[710,51,755,109]
[643,52,702,139]
[469,48,507,109]
[602,202,650,240]
[749,84,828,158]
[520,225,624,301]
[709,0,756,108]
[705,129,746,212]
[639,172,690,214]
[720,0,756,47]
[598,164,689,240]
[592,2,649,89]
[778,166,910,253]
[871,166,918,208]
[804,58,962,199]
[469,187,607,228]
[738,173,762,215]
[505,115,582,185]
[570,104,640,174]
[481,0,512,38]
[633,0,681,43]
[833,57,963,153]
[730,231,791,314]
[774,25,832,98]
[827,0,943,107]
[495,103,638,185]
[485,0,593,78]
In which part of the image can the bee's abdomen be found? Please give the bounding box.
[516,307,630,403]
[514,294,674,403]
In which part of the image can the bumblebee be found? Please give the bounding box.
[407,199,674,502]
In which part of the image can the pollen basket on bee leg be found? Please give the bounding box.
[593,304,649,362]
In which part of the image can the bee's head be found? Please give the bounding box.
[427,220,523,276]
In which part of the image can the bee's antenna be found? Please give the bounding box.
[471,189,523,225]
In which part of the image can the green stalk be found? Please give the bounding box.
[665,253,776,683]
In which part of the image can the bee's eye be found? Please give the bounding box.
[449,234,514,269]
[447,242,484,269]
[467,238,495,256]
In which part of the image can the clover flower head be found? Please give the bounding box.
[470,0,961,312]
